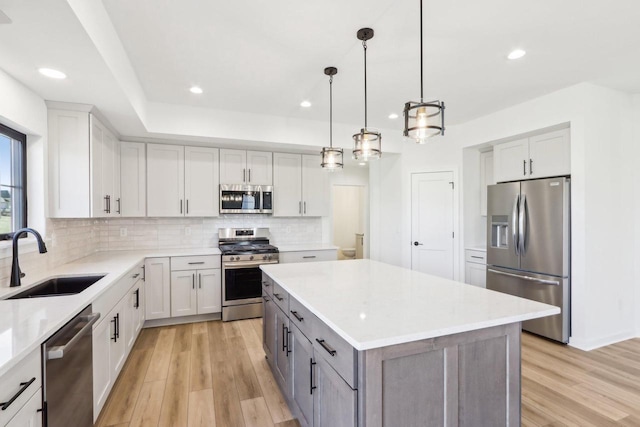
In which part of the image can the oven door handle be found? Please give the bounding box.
[223,260,279,269]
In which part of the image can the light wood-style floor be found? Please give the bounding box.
[96,319,299,427]
[97,319,640,427]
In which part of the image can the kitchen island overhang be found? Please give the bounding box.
[261,259,559,427]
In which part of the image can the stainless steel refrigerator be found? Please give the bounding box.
[486,177,570,343]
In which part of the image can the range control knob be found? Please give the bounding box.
[262,255,267,260]
[235,256,240,261]
[250,255,254,260]
[266,255,272,260]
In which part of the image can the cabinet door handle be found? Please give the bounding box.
[315,338,337,356]
[180,199,183,214]
[273,293,284,301]
[116,198,121,214]
[529,159,533,175]
[523,160,526,176]
[304,201,306,214]
[111,315,117,342]
[104,195,109,213]
[282,323,287,352]
[299,201,302,214]
[192,273,195,289]
[0,377,36,411]
[199,273,202,289]
[134,289,139,308]
[186,199,189,214]
[243,169,246,183]
[248,169,251,182]
[286,326,291,355]
[310,358,316,395]
[290,310,304,322]
[116,313,120,339]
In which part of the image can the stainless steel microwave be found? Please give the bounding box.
[220,184,273,214]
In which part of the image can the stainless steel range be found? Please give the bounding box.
[219,228,279,321]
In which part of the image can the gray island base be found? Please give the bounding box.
[260,260,558,427]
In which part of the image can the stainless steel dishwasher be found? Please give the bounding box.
[42,305,100,427]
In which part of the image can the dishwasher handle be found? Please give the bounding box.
[47,313,101,360]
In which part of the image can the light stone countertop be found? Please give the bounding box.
[261,259,560,351]
[0,248,220,377]
[465,246,487,252]
[275,243,338,252]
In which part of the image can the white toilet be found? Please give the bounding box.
[341,248,356,259]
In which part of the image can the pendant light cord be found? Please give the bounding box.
[329,75,333,148]
[363,40,368,129]
[420,0,424,102]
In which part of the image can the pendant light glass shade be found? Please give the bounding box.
[321,66,343,171]
[353,28,381,161]
[353,128,381,161]
[403,0,445,143]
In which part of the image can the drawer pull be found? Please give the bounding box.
[302,256,316,259]
[262,281,270,287]
[316,339,337,357]
[132,273,140,278]
[0,377,36,410]
[273,293,284,301]
[470,256,484,259]
[290,310,304,322]
[188,262,205,265]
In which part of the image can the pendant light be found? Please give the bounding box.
[403,0,445,143]
[353,28,381,162]
[321,67,343,171]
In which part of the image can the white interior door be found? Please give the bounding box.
[411,172,455,279]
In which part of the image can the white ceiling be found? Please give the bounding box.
[1,0,640,140]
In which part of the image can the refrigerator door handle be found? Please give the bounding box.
[487,268,560,286]
[512,194,520,256]
[519,194,527,255]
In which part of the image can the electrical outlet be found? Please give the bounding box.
[120,228,127,237]
[185,226,191,236]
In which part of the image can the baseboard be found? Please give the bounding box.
[143,312,221,328]
[569,329,635,351]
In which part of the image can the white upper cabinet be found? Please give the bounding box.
[49,110,120,218]
[147,144,185,217]
[220,149,272,185]
[147,144,219,217]
[528,129,571,179]
[493,128,570,183]
[273,153,328,217]
[301,154,329,217]
[479,151,495,216]
[120,142,146,217]
[184,146,219,216]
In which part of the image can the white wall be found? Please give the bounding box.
[369,82,637,350]
[633,94,640,336]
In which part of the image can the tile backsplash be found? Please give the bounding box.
[0,216,323,285]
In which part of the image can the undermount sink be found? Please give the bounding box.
[8,275,106,299]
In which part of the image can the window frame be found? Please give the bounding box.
[0,123,27,241]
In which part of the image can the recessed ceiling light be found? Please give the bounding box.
[507,49,526,60]
[300,100,312,108]
[388,113,399,119]
[190,86,203,94]
[38,68,66,79]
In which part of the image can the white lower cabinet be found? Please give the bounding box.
[464,249,487,288]
[5,389,43,427]
[93,268,146,420]
[0,348,42,427]
[279,250,337,264]
[145,258,171,320]
[170,256,222,318]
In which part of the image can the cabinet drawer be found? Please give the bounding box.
[171,255,220,271]
[279,250,337,264]
[312,319,357,389]
[0,348,41,425]
[272,281,289,313]
[289,296,317,340]
[465,250,486,264]
[261,273,273,297]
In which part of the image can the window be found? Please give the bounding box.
[0,123,27,240]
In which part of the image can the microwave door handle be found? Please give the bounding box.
[512,194,520,256]
[259,187,264,213]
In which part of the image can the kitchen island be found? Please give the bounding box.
[261,259,559,427]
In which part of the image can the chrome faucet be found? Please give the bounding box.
[11,228,48,287]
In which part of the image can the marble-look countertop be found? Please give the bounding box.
[0,248,220,377]
[275,243,338,252]
[261,259,559,351]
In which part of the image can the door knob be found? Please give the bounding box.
[413,241,423,246]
